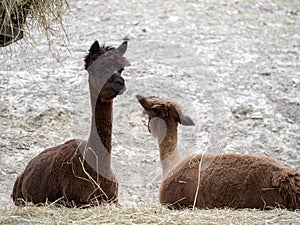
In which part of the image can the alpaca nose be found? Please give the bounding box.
[114,76,124,86]
[112,76,126,94]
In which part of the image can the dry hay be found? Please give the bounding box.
[0,204,300,225]
[0,0,69,47]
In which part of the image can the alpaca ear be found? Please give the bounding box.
[170,104,195,126]
[117,41,128,55]
[89,41,100,55]
[178,114,195,126]
[136,95,152,110]
[172,106,195,126]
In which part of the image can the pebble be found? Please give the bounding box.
[250,112,263,119]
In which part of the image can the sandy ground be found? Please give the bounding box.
[0,0,299,210]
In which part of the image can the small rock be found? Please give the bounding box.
[0,171,7,176]
[258,72,271,76]
[292,78,299,85]
[250,112,263,119]
[231,105,253,119]
[286,118,294,124]
[123,35,131,41]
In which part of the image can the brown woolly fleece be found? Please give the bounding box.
[137,95,300,210]
[12,41,129,207]
[160,154,300,209]
[12,139,118,207]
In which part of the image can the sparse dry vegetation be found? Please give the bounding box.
[0,0,69,47]
[1,204,300,225]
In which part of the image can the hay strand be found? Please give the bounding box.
[0,204,300,225]
[0,0,69,47]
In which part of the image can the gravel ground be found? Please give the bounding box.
[0,0,299,210]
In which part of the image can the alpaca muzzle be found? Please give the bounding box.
[112,79,126,95]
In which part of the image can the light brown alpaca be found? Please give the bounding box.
[11,41,130,207]
[137,95,300,210]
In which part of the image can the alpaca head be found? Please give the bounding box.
[136,95,195,139]
[85,41,129,101]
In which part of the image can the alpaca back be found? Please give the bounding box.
[160,154,299,209]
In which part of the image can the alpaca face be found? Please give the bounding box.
[136,95,195,134]
[136,95,169,118]
[85,41,129,101]
[98,70,126,100]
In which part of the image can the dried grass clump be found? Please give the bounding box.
[0,0,69,47]
[0,204,300,225]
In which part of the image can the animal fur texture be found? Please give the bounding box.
[137,95,300,210]
[12,41,129,207]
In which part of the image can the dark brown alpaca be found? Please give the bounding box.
[11,41,130,207]
[137,95,300,210]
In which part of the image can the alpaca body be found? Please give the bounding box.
[12,139,118,206]
[160,153,300,209]
[12,41,129,207]
[137,95,300,210]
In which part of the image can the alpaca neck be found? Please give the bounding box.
[158,122,181,178]
[84,92,114,178]
[88,98,113,154]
